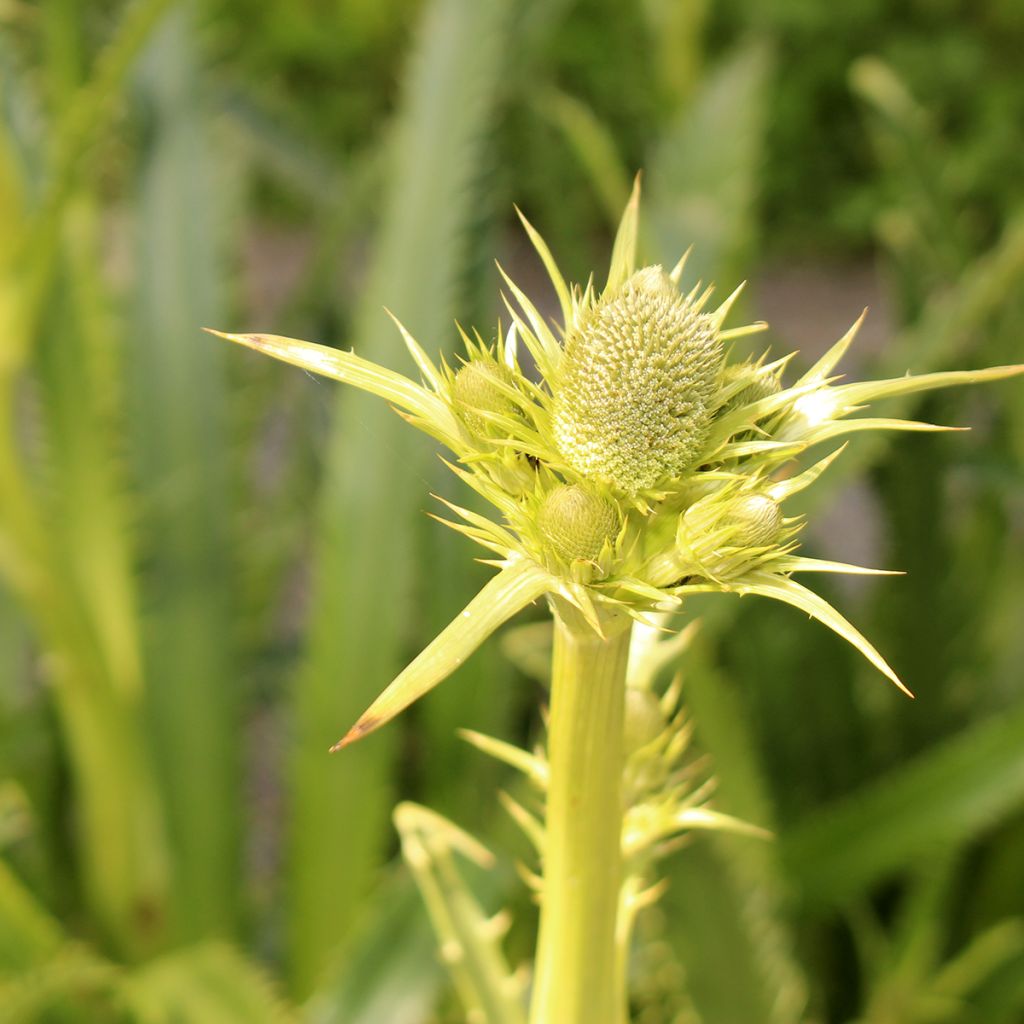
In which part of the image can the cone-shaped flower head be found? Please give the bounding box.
[553,266,723,493]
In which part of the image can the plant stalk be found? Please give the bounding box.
[529,600,632,1024]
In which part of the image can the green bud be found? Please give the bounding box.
[724,494,782,548]
[554,267,723,492]
[720,363,782,412]
[538,484,619,563]
[452,361,516,434]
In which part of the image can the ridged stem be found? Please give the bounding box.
[529,600,632,1024]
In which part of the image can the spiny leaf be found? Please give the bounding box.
[333,560,554,749]
[395,803,526,1024]
[459,729,548,787]
[623,806,772,857]
[794,311,867,386]
[514,205,574,327]
[736,573,910,696]
[777,556,902,577]
[207,329,458,440]
[833,363,1024,407]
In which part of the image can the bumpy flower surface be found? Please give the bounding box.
[452,360,517,434]
[538,484,619,564]
[553,267,722,493]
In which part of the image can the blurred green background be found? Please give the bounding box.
[1,0,1022,1021]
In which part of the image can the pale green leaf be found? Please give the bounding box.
[794,312,866,387]
[736,574,909,695]
[808,417,964,445]
[623,806,771,857]
[208,330,458,441]
[776,556,902,577]
[459,729,548,788]
[833,363,1024,407]
[334,560,553,749]
[514,205,574,327]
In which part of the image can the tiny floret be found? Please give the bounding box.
[538,484,619,564]
[553,267,723,493]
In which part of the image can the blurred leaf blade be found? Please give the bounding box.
[286,0,515,995]
[131,5,241,942]
[303,870,442,1024]
[120,941,297,1023]
[782,702,1024,907]
[646,40,774,285]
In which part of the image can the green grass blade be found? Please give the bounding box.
[286,0,514,995]
[0,858,63,969]
[131,7,240,942]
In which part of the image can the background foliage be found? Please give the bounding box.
[0,0,1022,1021]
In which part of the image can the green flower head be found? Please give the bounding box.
[212,177,1023,748]
[553,266,722,492]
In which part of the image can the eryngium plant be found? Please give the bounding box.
[213,181,1022,1024]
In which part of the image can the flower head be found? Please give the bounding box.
[211,178,1023,748]
[553,266,722,492]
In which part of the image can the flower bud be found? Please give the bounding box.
[724,494,782,548]
[720,363,782,412]
[553,267,722,492]
[538,484,619,563]
[452,361,516,434]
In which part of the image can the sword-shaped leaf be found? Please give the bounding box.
[206,330,460,443]
[735,573,911,696]
[333,560,554,749]
[833,363,1024,407]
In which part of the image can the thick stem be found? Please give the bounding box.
[529,601,632,1024]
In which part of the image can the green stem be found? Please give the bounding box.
[530,601,632,1024]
